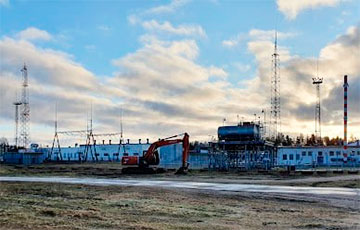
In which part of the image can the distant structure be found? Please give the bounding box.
[19,64,30,148]
[343,75,349,154]
[312,76,323,143]
[13,101,22,147]
[50,104,62,161]
[270,31,281,140]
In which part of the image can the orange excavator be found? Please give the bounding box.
[121,133,190,174]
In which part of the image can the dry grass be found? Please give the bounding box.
[0,182,359,230]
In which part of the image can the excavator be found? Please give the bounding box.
[121,133,190,174]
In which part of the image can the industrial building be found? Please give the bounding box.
[3,144,46,165]
[277,145,360,168]
[209,122,276,170]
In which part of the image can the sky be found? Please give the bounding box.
[0,0,359,146]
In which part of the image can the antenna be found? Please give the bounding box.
[49,103,62,161]
[270,30,281,141]
[19,63,30,148]
[312,58,323,144]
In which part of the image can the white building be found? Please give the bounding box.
[277,146,360,168]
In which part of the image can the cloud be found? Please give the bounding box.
[16,27,52,41]
[1,25,359,146]
[141,20,206,38]
[0,0,9,6]
[277,0,344,20]
[85,44,96,52]
[232,62,251,73]
[222,34,244,48]
[249,29,297,41]
[222,29,296,48]
[145,0,190,15]
[97,25,111,32]
[0,27,229,144]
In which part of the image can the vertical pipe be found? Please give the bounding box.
[343,75,349,156]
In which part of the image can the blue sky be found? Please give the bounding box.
[0,0,359,144]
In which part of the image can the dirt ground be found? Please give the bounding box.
[0,182,359,230]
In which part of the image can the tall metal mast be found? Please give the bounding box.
[19,63,30,148]
[312,69,323,144]
[13,101,22,147]
[270,31,281,140]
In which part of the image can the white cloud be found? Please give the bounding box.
[85,44,96,52]
[277,0,344,20]
[141,20,206,38]
[145,0,190,15]
[222,29,296,48]
[16,27,52,41]
[233,62,251,73]
[222,34,244,48]
[97,25,111,32]
[127,14,141,25]
[249,29,297,41]
[245,24,360,137]
[0,0,9,6]
[1,25,359,145]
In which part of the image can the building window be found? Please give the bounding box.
[308,151,312,156]
[318,151,323,156]
[296,154,300,160]
[336,151,341,156]
[302,151,306,156]
[289,154,294,160]
[357,151,360,156]
[329,151,334,156]
[282,154,287,160]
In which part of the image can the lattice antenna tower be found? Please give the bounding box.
[312,58,323,144]
[270,31,281,140]
[50,103,62,161]
[20,63,30,148]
